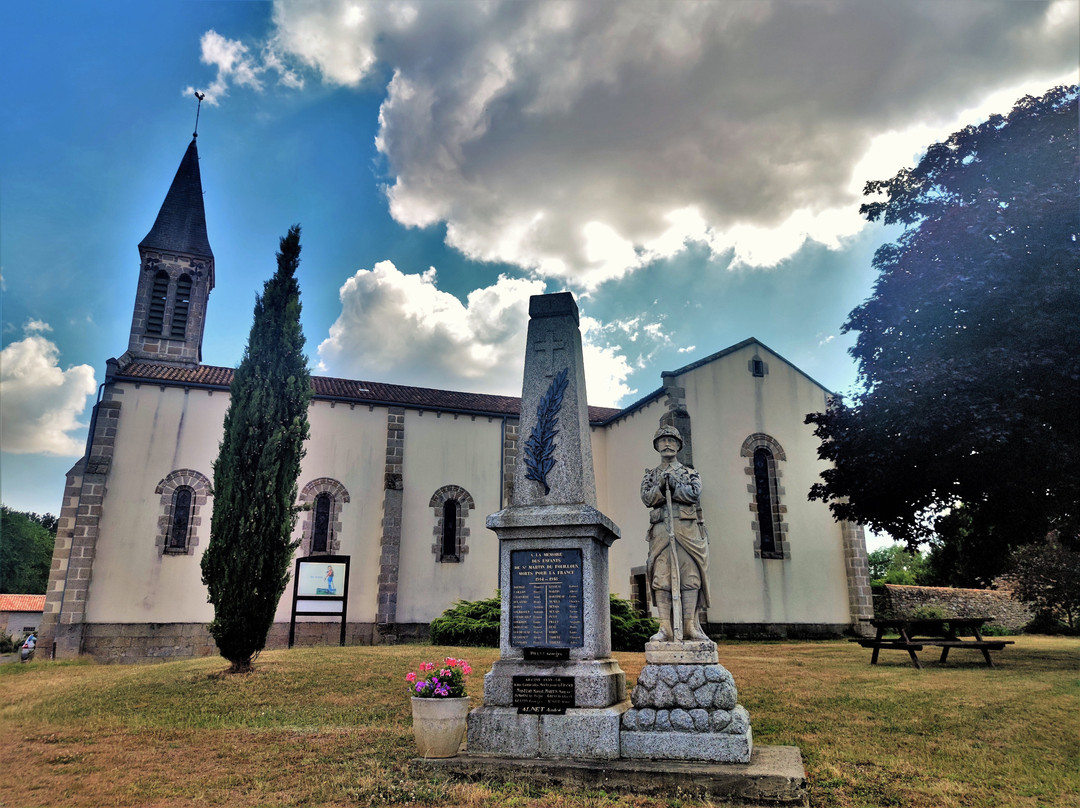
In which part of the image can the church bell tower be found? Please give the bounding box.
[122,137,214,368]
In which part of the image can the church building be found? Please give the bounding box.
[38,138,873,661]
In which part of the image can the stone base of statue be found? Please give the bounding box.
[620,641,753,763]
[645,639,719,664]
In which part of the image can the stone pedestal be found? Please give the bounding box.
[620,645,753,763]
[468,504,629,759]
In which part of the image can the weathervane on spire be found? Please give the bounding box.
[193,91,206,138]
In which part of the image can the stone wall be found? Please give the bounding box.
[880,584,1032,631]
[79,622,386,663]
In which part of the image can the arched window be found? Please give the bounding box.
[167,486,194,552]
[429,485,475,562]
[442,499,459,558]
[170,274,193,338]
[753,448,777,554]
[146,270,170,335]
[155,469,211,556]
[312,492,332,553]
[298,478,350,556]
[741,433,789,559]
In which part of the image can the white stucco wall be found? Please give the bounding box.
[395,411,506,622]
[678,344,850,625]
[596,398,669,602]
[274,399,388,624]
[87,383,227,623]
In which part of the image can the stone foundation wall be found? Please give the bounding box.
[707,622,851,640]
[79,622,393,662]
[880,584,1032,631]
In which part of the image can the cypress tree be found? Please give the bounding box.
[201,225,311,672]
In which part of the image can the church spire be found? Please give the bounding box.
[122,137,216,369]
[139,138,213,259]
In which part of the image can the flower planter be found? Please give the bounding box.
[411,696,470,758]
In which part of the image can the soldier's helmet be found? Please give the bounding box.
[653,425,683,450]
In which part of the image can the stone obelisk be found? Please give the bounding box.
[467,292,628,759]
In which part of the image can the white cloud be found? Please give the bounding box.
[263,0,1076,286]
[316,260,635,405]
[1,323,97,456]
[184,29,303,105]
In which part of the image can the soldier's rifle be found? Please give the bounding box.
[663,472,683,642]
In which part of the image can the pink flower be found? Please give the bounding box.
[462,664,472,675]
[445,657,458,666]
[420,662,434,672]
[440,669,451,677]
[405,672,417,683]
[435,684,450,697]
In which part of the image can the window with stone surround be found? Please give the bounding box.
[155,469,211,556]
[740,433,789,559]
[298,478,350,556]
[429,485,475,562]
[167,486,194,552]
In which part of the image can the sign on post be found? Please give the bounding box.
[289,555,350,647]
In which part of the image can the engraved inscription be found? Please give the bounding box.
[513,675,576,714]
[510,548,584,648]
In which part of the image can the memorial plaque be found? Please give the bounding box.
[513,675,576,714]
[524,647,570,661]
[510,549,584,648]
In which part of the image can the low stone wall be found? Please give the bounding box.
[81,623,217,663]
[880,585,1032,631]
[80,621,384,662]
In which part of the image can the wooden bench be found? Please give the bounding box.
[851,617,1014,669]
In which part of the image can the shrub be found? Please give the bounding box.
[910,604,949,620]
[427,593,660,651]
[609,594,659,652]
[0,630,18,654]
[429,594,501,647]
[980,623,1019,637]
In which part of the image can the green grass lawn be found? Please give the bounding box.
[1,636,1076,807]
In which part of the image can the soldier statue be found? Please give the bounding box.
[641,425,710,642]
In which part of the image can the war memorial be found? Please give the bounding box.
[422,292,808,805]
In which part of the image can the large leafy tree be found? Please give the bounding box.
[0,507,56,593]
[201,226,311,672]
[807,86,1079,585]
[1005,543,1080,632]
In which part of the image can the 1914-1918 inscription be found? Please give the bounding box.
[510,549,584,648]
[513,675,576,714]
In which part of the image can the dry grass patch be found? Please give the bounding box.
[1,637,1075,807]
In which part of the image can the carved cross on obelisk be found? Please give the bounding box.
[533,331,566,378]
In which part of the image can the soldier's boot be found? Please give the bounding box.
[682,591,710,641]
[649,591,674,642]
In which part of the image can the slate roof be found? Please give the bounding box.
[113,362,623,425]
[0,594,46,613]
[138,138,213,259]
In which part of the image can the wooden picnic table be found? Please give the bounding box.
[851,617,1014,669]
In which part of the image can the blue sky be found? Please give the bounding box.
[2,0,1077,518]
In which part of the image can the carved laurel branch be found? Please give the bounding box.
[523,367,569,496]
